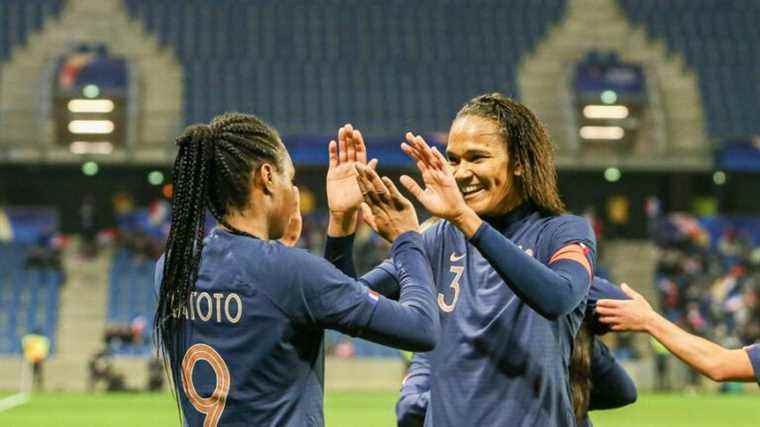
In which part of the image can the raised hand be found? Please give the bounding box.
[399,133,472,225]
[355,163,419,242]
[326,124,377,236]
[279,186,302,247]
[326,124,377,214]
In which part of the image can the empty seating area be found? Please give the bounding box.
[106,248,156,355]
[123,0,566,135]
[0,242,62,354]
[618,0,760,137]
[0,0,65,61]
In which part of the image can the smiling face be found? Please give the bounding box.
[446,115,524,217]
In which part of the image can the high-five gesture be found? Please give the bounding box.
[355,163,419,242]
[326,124,377,236]
[400,133,482,237]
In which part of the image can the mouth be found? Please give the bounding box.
[459,184,485,200]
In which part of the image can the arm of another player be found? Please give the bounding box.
[301,166,439,351]
[300,231,438,352]
[589,339,637,410]
[400,133,593,319]
[597,284,760,383]
[324,233,402,298]
[396,351,432,427]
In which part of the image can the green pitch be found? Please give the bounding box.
[0,391,758,426]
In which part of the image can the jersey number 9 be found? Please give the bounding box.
[181,343,231,427]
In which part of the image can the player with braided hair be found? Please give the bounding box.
[154,113,439,427]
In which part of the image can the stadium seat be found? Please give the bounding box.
[0,243,62,354]
[618,0,760,138]
[0,0,66,62]
[105,248,156,355]
[124,0,566,135]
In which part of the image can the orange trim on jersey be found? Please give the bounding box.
[549,244,592,280]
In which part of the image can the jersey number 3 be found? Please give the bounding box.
[182,343,231,427]
[438,266,463,312]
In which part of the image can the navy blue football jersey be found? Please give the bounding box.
[332,204,596,427]
[155,228,437,427]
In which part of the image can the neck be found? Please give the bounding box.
[494,190,526,216]
[223,208,269,240]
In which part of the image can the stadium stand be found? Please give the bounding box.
[618,0,760,138]
[0,0,65,61]
[0,242,62,354]
[105,248,154,355]
[122,0,567,135]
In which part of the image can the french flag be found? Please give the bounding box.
[367,289,380,305]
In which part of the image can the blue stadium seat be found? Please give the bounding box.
[0,0,65,62]
[0,243,62,354]
[105,248,156,355]
[125,0,565,135]
[618,0,760,138]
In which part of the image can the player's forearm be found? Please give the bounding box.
[361,232,439,351]
[324,235,401,298]
[645,313,732,381]
[590,365,637,410]
[360,263,401,299]
[327,211,358,237]
[324,233,357,278]
[468,222,590,319]
[396,391,430,427]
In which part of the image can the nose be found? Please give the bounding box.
[452,164,473,183]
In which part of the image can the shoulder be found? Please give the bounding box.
[541,214,593,237]
[419,217,457,254]
[538,214,595,247]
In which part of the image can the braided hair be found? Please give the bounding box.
[154,112,285,411]
[455,93,566,216]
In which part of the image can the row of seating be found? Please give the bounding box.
[0,0,64,61]
[125,0,565,134]
[105,248,156,355]
[183,60,519,133]
[618,0,760,138]
[0,243,61,354]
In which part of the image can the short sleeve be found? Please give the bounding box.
[745,344,760,385]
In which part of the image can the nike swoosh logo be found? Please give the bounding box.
[449,252,466,262]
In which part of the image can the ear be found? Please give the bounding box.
[256,162,277,195]
[513,162,523,176]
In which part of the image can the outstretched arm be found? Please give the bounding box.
[301,231,438,352]
[597,284,759,383]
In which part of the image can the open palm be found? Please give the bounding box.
[326,124,377,214]
[400,133,469,222]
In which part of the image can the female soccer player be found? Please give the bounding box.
[153,113,439,427]
[393,276,638,427]
[597,283,760,385]
[327,93,596,426]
